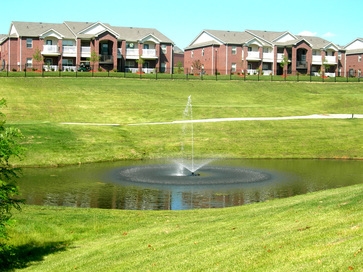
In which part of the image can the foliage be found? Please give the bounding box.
[88,50,100,68]
[136,56,144,73]
[192,59,203,74]
[0,98,24,247]
[176,61,183,74]
[32,48,43,64]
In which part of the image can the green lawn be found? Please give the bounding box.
[0,78,362,166]
[0,78,363,271]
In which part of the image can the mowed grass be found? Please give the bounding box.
[6,183,363,271]
[0,78,362,166]
[1,78,363,271]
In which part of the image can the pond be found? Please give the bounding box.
[17,159,363,210]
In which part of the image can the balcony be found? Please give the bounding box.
[62,46,77,57]
[81,46,91,58]
[141,49,157,59]
[277,53,284,62]
[99,55,113,64]
[42,45,60,56]
[246,51,261,61]
[312,55,322,64]
[262,52,273,62]
[325,55,337,65]
[296,61,307,68]
[126,49,139,59]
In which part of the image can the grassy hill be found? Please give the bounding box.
[0,78,362,166]
[0,78,362,271]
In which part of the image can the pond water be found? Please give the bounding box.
[17,159,363,210]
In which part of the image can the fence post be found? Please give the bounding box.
[24,65,27,78]
[59,66,61,77]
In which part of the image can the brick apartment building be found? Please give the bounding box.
[345,38,363,77]
[184,29,349,77]
[0,21,175,73]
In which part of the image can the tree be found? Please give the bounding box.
[88,50,100,71]
[192,59,203,75]
[176,61,183,74]
[280,55,289,78]
[0,98,24,246]
[32,48,43,71]
[136,56,144,74]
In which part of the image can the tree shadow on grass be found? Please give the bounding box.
[0,241,68,271]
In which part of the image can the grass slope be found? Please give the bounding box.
[0,78,362,166]
[4,184,363,271]
[0,78,362,271]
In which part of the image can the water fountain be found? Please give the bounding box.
[118,95,272,186]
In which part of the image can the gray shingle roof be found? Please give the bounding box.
[11,21,75,39]
[7,21,174,44]
[111,26,173,43]
[187,29,342,51]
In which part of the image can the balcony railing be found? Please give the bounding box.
[312,55,322,64]
[277,53,284,62]
[126,49,139,59]
[62,46,77,56]
[262,52,273,62]
[42,45,60,55]
[296,61,307,68]
[99,55,113,63]
[325,56,337,64]
[246,51,260,60]
[81,46,91,58]
[43,65,58,71]
[142,49,157,58]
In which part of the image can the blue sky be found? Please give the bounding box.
[0,0,360,49]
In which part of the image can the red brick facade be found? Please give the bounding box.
[0,21,174,73]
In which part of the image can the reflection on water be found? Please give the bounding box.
[17,159,363,210]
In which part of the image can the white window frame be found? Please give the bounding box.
[231,46,237,55]
[26,58,33,68]
[231,63,236,72]
[26,38,33,48]
[161,44,167,54]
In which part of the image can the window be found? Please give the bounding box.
[62,40,75,46]
[160,63,166,73]
[263,47,270,53]
[359,55,362,62]
[127,43,135,48]
[161,44,167,54]
[248,47,252,52]
[231,46,237,55]
[231,63,236,72]
[44,58,53,65]
[26,58,32,68]
[62,59,74,66]
[26,38,32,48]
[191,51,194,58]
[202,48,204,56]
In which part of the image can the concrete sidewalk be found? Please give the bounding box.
[129,114,363,126]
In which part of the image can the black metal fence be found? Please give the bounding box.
[0,65,362,83]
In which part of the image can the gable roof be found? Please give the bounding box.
[0,34,7,44]
[6,21,174,44]
[111,26,174,44]
[186,28,343,52]
[186,29,254,49]
[10,21,75,39]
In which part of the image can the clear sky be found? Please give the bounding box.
[0,0,360,49]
